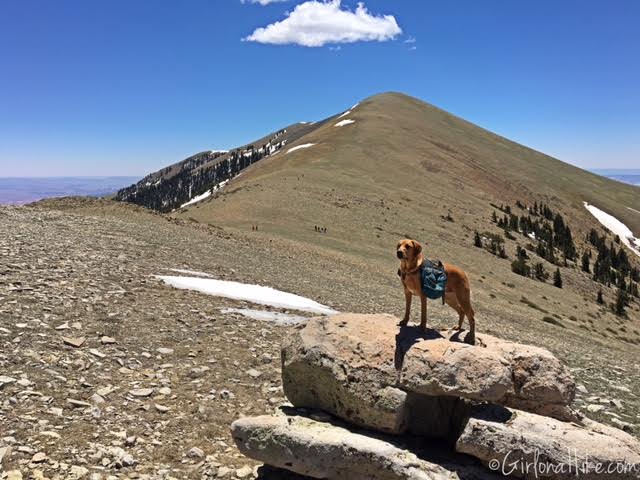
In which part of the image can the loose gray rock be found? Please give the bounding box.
[187,447,205,459]
[587,404,606,413]
[68,465,89,479]
[0,446,11,465]
[62,336,86,348]
[235,465,254,478]
[0,376,17,388]
[67,398,92,408]
[128,388,154,398]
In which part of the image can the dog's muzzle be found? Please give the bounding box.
[396,250,404,259]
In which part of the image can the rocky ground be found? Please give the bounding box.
[1,199,639,479]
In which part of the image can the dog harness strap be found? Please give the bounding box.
[399,260,423,280]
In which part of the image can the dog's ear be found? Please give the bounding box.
[411,240,422,253]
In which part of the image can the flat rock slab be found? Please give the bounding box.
[66,398,92,408]
[62,336,86,348]
[282,314,576,435]
[456,405,640,480]
[0,376,17,388]
[232,413,500,480]
[0,446,12,465]
[129,388,154,398]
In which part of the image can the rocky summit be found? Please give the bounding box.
[232,314,640,479]
[1,194,639,479]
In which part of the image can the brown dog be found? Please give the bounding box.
[396,239,476,343]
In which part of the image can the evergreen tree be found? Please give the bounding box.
[534,263,549,282]
[474,231,482,248]
[509,214,519,231]
[615,288,627,316]
[596,289,604,304]
[511,258,531,278]
[581,251,590,273]
[516,245,528,260]
[553,268,563,288]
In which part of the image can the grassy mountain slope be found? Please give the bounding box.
[114,121,323,212]
[175,92,639,255]
[173,92,640,341]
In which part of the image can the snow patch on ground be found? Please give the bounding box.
[166,268,213,278]
[180,190,211,209]
[220,308,308,326]
[627,206,640,215]
[335,119,355,127]
[155,276,338,315]
[338,110,351,119]
[179,179,230,209]
[351,102,359,110]
[584,202,640,257]
[287,143,316,154]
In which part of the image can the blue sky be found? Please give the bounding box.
[0,0,638,177]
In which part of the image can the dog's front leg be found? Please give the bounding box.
[399,288,411,326]
[420,295,427,331]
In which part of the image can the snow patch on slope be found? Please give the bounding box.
[179,179,230,209]
[155,276,338,315]
[287,143,316,154]
[335,119,355,127]
[337,103,358,120]
[166,268,214,278]
[180,190,211,208]
[584,202,640,257]
[220,308,308,326]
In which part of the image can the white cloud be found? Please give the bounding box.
[404,36,416,44]
[241,0,288,5]
[243,0,402,47]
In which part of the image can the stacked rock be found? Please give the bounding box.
[232,313,640,479]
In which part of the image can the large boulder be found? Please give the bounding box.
[456,405,640,479]
[281,313,577,437]
[234,313,640,480]
[231,411,500,480]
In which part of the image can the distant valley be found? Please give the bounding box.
[0,176,140,205]
[592,169,640,187]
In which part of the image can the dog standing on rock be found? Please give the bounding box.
[396,239,476,344]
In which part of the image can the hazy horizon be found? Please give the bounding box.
[0,176,140,205]
[2,169,638,206]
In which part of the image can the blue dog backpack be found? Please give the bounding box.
[420,259,448,301]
